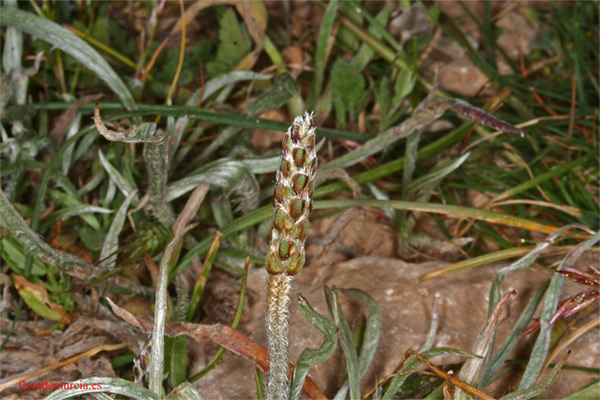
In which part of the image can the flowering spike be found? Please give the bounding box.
[265,112,317,400]
[266,112,317,276]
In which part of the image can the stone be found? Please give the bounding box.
[439,57,490,97]
[191,255,598,398]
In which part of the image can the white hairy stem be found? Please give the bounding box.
[265,274,292,400]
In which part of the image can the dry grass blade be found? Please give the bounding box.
[455,291,517,400]
[408,350,496,400]
[93,103,159,143]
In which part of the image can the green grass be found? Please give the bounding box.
[0,1,598,399]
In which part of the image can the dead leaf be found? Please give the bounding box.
[12,274,72,324]
[50,94,103,143]
[47,217,62,250]
[282,45,305,75]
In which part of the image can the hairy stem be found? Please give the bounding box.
[265,274,292,400]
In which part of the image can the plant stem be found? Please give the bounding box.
[265,274,292,400]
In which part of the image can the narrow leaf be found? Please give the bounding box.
[406,152,471,196]
[340,288,381,381]
[482,281,550,387]
[331,286,360,400]
[309,0,339,109]
[98,150,138,198]
[0,188,95,280]
[289,293,338,400]
[500,355,568,400]
[150,223,198,395]
[455,291,517,400]
[0,8,136,110]
[100,189,138,270]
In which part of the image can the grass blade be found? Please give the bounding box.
[406,152,471,196]
[518,231,600,389]
[330,286,360,400]
[308,0,339,109]
[149,223,198,394]
[381,347,478,399]
[563,379,600,400]
[340,288,382,382]
[100,189,138,270]
[455,291,516,400]
[501,355,568,400]
[0,8,136,111]
[197,73,298,162]
[289,293,337,400]
[482,281,550,387]
[98,150,138,198]
[0,187,94,279]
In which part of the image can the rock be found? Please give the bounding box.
[190,256,598,398]
[439,56,490,97]
[496,10,537,60]
[251,109,287,152]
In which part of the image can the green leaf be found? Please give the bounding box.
[340,289,381,382]
[406,152,471,196]
[90,16,110,46]
[166,159,259,213]
[164,336,189,388]
[455,291,517,400]
[330,286,360,400]
[392,68,416,109]
[330,58,367,111]
[150,224,197,395]
[354,8,391,72]
[337,0,363,51]
[500,356,567,400]
[98,150,138,199]
[332,288,382,400]
[1,236,46,276]
[46,188,104,230]
[196,73,298,162]
[518,230,600,389]
[374,76,392,117]
[13,274,71,323]
[382,347,478,399]
[100,189,138,270]
[308,0,339,109]
[289,293,338,400]
[207,7,252,75]
[482,281,549,387]
[0,8,136,111]
[0,188,93,279]
[564,379,600,400]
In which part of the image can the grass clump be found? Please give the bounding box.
[0,1,597,399]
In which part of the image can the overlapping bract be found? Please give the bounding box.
[266,113,317,276]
